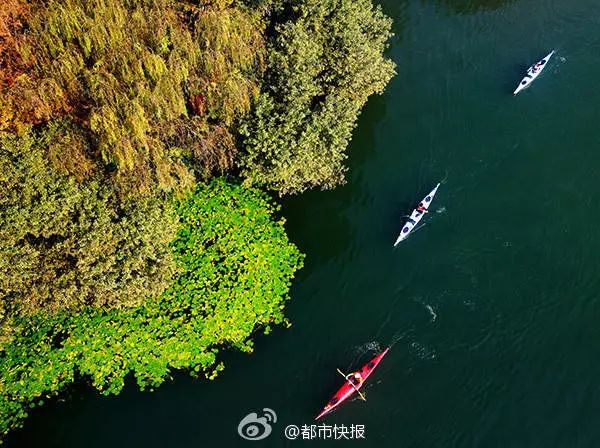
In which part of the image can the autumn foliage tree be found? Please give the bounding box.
[0,0,266,195]
[0,0,29,88]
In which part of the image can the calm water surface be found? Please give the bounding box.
[9,0,600,446]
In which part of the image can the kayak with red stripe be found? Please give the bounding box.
[315,347,390,420]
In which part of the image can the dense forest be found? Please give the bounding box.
[0,0,395,439]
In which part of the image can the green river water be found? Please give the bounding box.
[8,0,600,446]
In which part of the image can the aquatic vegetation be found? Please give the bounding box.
[0,179,303,438]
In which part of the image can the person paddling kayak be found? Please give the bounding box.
[346,371,364,386]
[394,183,441,246]
[416,203,428,214]
[532,61,543,73]
[513,51,555,95]
[315,348,390,420]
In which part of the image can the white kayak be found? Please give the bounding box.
[394,183,440,246]
[513,50,555,95]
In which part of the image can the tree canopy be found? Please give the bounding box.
[239,0,396,194]
[1,0,266,195]
[0,126,178,322]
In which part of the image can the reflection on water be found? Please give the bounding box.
[426,0,518,14]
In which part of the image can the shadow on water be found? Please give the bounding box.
[5,333,292,448]
[424,0,518,14]
[280,94,388,267]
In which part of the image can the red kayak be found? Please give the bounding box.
[315,347,390,420]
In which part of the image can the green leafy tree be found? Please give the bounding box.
[0,179,303,439]
[239,0,396,194]
[0,126,178,322]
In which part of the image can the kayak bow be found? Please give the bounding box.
[315,347,390,420]
[513,50,555,95]
[394,183,440,246]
